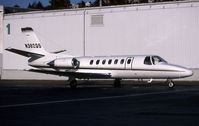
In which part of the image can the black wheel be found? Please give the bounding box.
[114,79,121,88]
[69,80,77,89]
[167,80,174,89]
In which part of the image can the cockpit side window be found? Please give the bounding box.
[144,56,152,65]
[152,56,167,65]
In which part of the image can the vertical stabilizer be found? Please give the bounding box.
[21,27,47,55]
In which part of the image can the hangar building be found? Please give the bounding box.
[0,1,198,80]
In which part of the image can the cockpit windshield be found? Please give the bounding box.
[152,56,167,65]
[144,56,167,65]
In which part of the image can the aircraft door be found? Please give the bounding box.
[125,57,134,69]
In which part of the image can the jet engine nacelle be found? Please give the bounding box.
[49,58,80,68]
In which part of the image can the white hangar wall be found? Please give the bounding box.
[85,2,199,68]
[1,1,199,80]
[85,1,199,80]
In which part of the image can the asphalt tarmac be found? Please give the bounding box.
[0,80,199,126]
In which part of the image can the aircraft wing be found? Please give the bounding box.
[28,69,112,79]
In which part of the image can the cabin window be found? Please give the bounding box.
[144,56,152,65]
[114,59,118,64]
[120,59,124,64]
[102,59,106,65]
[96,60,100,65]
[127,59,131,64]
[108,59,112,64]
[90,60,94,65]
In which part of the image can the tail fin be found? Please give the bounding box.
[21,27,47,55]
[6,27,48,58]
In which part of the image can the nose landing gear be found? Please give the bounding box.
[68,77,77,89]
[167,79,174,89]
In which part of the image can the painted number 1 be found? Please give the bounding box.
[6,24,11,35]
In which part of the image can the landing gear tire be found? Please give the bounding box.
[114,79,121,88]
[69,80,77,89]
[167,80,174,89]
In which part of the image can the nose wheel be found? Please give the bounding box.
[167,80,174,89]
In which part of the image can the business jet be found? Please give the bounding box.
[5,27,193,88]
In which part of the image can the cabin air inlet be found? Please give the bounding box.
[72,58,80,69]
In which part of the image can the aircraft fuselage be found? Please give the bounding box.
[28,55,193,80]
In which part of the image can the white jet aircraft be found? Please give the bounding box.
[6,27,193,88]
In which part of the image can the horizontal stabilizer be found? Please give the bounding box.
[5,47,45,57]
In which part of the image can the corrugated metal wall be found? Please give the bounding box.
[85,2,199,68]
[2,1,199,80]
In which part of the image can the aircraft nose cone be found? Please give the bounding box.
[182,68,193,78]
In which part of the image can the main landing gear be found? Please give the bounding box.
[114,79,122,88]
[167,79,174,89]
[68,78,175,89]
[69,78,77,89]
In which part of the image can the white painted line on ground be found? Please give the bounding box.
[0,89,191,109]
